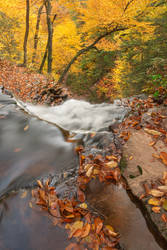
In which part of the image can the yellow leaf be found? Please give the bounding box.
[86,166,93,177]
[144,128,161,136]
[163,200,167,211]
[148,198,161,206]
[105,161,118,168]
[79,203,88,209]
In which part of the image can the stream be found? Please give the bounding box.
[0,90,165,250]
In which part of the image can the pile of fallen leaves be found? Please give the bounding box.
[33,178,120,250]
[142,170,167,223]
[0,59,70,105]
[32,145,123,250]
[115,97,167,146]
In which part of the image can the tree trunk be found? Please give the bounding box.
[23,0,30,66]
[32,4,44,64]
[45,0,53,73]
[39,13,56,74]
[57,26,127,84]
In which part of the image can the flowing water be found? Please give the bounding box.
[0,90,165,249]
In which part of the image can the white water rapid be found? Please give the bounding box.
[16,99,130,133]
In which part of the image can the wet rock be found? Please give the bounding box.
[122,129,167,244]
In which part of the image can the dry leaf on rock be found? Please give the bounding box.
[158,186,167,192]
[144,128,161,136]
[149,189,164,197]
[160,152,167,166]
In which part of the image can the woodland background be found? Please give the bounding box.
[0,0,167,102]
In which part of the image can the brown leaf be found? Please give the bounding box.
[160,152,167,166]
[77,189,85,203]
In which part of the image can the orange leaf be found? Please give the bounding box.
[94,217,103,234]
[160,152,167,166]
[81,223,91,238]
[161,214,167,223]
[37,180,43,188]
[152,207,161,213]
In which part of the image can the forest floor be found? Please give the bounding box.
[0,59,167,249]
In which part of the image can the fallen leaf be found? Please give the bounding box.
[144,128,161,136]
[162,199,167,211]
[81,223,91,238]
[161,214,167,223]
[160,152,167,166]
[14,148,22,152]
[129,156,133,160]
[93,169,100,175]
[149,141,156,146]
[152,153,160,159]
[20,190,27,199]
[106,155,118,161]
[94,217,103,234]
[79,203,87,209]
[37,180,43,188]
[152,207,161,213]
[29,202,33,208]
[148,198,161,206]
[86,166,93,177]
[77,189,85,203]
[149,189,164,197]
[158,186,167,192]
[24,125,29,131]
[105,161,118,168]
[69,221,83,239]
[105,225,118,237]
